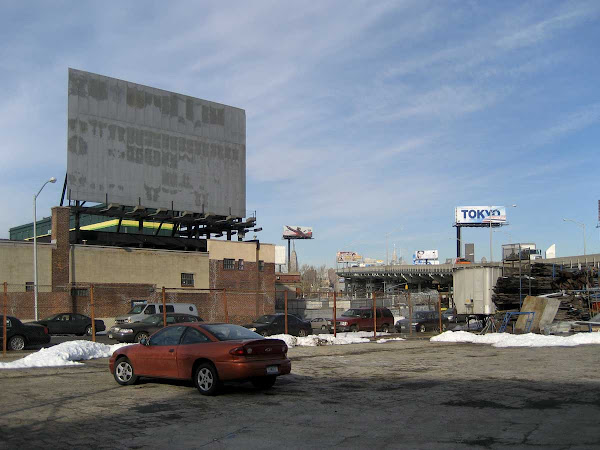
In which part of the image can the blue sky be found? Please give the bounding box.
[1,0,599,266]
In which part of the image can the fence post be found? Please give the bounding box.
[284,290,288,335]
[408,292,413,336]
[162,286,167,327]
[333,291,337,338]
[223,288,229,323]
[438,292,443,334]
[90,284,96,342]
[3,282,7,357]
[373,292,377,338]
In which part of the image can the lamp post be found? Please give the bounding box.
[563,218,586,255]
[33,177,56,321]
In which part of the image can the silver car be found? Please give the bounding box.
[310,317,332,332]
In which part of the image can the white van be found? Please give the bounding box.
[114,303,198,324]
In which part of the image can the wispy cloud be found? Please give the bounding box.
[1,1,599,260]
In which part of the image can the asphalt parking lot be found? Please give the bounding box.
[1,339,599,449]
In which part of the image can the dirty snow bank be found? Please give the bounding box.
[0,341,131,369]
[270,331,389,348]
[431,331,600,348]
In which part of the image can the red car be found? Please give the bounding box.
[109,322,291,395]
[335,307,395,333]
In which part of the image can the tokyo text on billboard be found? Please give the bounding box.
[455,206,507,226]
[282,226,313,239]
[67,68,246,217]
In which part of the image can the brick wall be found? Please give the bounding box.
[51,206,70,289]
[209,258,276,324]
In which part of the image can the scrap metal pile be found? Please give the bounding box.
[493,263,597,320]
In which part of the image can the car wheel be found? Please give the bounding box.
[260,330,269,337]
[418,324,427,333]
[135,332,149,343]
[321,325,327,330]
[251,376,277,390]
[350,325,358,332]
[381,324,390,333]
[194,363,220,396]
[85,325,93,336]
[8,335,25,351]
[298,329,308,337]
[442,323,447,331]
[114,357,138,386]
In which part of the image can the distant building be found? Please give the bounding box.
[289,242,299,273]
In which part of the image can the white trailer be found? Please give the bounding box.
[453,266,502,316]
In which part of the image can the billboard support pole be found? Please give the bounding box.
[489,205,493,262]
[456,226,461,258]
[287,239,291,272]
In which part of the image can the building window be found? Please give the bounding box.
[224,258,235,270]
[181,273,194,287]
[71,288,89,297]
[25,282,34,292]
[238,259,244,270]
[259,260,265,272]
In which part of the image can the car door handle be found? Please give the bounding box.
[169,348,175,353]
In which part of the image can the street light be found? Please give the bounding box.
[563,218,586,255]
[33,177,56,321]
[489,204,517,262]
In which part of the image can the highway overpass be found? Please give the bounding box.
[337,253,600,296]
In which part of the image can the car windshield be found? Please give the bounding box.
[341,309,362,317]
[128,305,147,314]
[203,324,263,341]
[141,315,162,325]
[254,315,275,324]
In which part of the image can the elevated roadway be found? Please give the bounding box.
[337,253,600,295]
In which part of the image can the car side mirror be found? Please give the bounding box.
[140,338,149,346]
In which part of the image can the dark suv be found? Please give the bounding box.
[335,307,395,332]
[243,314,312,337]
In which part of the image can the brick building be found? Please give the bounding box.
[0,207,276,326]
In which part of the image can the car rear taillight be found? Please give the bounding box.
[44,327,49,334]
[229,346,246,356]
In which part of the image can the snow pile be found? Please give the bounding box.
[377,337,406,344]
[431,331,600,348]
[0,341,131,369]
[270,332,376,348]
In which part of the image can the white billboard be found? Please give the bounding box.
[282,226,313,239]
[337,251,362,262]
[455,206,507,226]
[414,250,438,260]
[67,69,246,217]
[275,246,286,265]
